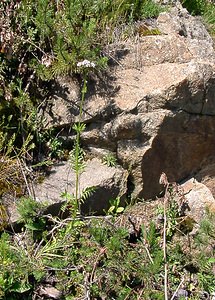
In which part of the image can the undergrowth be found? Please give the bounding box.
[0,192,214,299]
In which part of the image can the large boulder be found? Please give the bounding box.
[43,6,215,200]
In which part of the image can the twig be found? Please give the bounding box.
[34,238,45,257]
[137,288,144,300]
[160,173,169,300]
[43,214,113,224]
[102,49,125,68]
[24,39,47,56]
[45,266,78,271]
[170,277,185,300]
[84,272,91,300]
[90,248,106,284]
[163,183,169,300]
[17,157,32,197]
[24,69,36,93]
[142,239,154,264]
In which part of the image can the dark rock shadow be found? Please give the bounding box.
[140,111,215,199]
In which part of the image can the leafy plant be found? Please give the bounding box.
[0,201,215,299]
[17,197,46,236]
[107,197,124,216]
[102,153,117,167]
[0,232,33,298]
[47,136,64,159]
[17,197,43,224]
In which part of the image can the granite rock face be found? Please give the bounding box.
[42,6,215,201]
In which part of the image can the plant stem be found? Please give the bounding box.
[163,182,169,300]
[170,277,184,300]
[74,73,87,212]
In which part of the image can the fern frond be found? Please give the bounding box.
[80,186,96,203]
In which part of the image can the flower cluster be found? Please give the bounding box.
[77,59,96,68]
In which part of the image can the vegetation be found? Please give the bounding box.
[0,183,215,299]
[0,0,215,299]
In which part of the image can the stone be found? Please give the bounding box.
[39,286,62,299]
[42,76,120,129]
[195,163,215,198]
[33,158,128,215]
[182,178,215,223]
[41,76,80,128]
[140,112,215,198]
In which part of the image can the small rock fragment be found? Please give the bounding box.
[39,286,62,299]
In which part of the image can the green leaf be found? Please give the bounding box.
[10,281,32,293]
[25,219,45,231]
[116,207,124,213]
[108,206,115,213]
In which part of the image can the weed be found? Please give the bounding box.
[47,137,63,159]
[67,66,95,216]
[107,197,125,216]
[102,153,117,167]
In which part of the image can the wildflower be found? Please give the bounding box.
[77,59,96,68]
[41,55,53,67]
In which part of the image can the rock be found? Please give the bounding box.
[42,6,215,201]
[140,112,215,198]
[41,76,119,129]
[41,76,80,128]
[38,286,62,299]
[195,163,215,198]
[33,158,128,215]
[182,178,215,224]
[175,288,189,299]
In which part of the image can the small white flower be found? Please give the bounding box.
[41,55,53,67]
[77,59,96,68]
